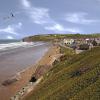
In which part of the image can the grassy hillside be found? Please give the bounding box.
[23,34,100,42]
[26,47,100,100]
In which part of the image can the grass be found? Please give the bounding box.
[23,34,100,42]
[26,46,100,100]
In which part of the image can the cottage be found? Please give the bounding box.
[63,39,75,45]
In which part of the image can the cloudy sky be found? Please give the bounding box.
[0,0,100,39]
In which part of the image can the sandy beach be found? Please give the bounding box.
[0,44,60,100]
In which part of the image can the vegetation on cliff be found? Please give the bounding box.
[26,46,100,100]
[23,33,100,42]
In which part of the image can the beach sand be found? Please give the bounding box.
[0,45,60,100]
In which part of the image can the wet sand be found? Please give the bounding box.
[0,42,51,100]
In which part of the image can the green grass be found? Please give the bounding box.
[23,34,100,42]
[26,47,100,100]
[70,78,100,100]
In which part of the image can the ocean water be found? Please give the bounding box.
[0,40,46,52]
[0,40,20,44]
[0,40,50,84]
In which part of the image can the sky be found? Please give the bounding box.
[0,0,100,39]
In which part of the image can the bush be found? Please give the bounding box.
[79,44,89,50]
[92,40,97,46]
[70,70,82,78]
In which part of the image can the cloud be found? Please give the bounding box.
[0,22,22,35]
[29,8,53,24]
[0,26,18,35]
[20,0,54,25]
[15,22,22,29]
[20,0,82,33]
[45,24,66,32]
[65,12,99,24]
[6,36,14,39]
[45,23,82,33]
[21,0,31,8]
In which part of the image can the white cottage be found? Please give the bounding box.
[63,39,75,45]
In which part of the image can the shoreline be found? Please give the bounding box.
[0,42,50,84]
[0,44,60,100]
[21,45,61,100]
[11,44,61,100]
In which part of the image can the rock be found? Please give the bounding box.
[2,78,17,86]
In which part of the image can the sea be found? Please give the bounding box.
[0,39,51,99]
[0,40,50,84]
[0,39,46,52]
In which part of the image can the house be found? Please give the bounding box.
[75,38,88,45]
[63,38,75,45]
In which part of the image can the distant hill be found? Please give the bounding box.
[26,46,100,100]
[23,33,100,42]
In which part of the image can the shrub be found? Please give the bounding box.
[70,70,82,78]
[79,44,89,50]
[92,40,97,46]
